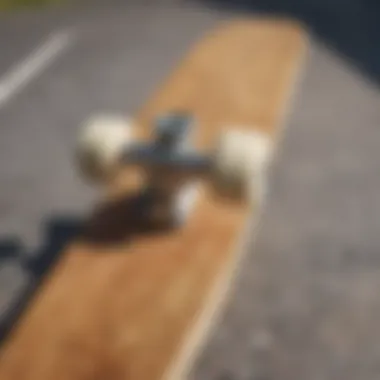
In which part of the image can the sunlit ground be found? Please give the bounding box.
[0,0,62,10]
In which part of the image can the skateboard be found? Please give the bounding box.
[0,19,307,380]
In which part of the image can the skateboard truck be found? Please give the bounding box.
[121,113,212,179]
[120,112,211,226]
[76,112,273,224]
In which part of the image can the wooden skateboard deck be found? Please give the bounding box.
[0,18,307,380]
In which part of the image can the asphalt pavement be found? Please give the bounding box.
[1,1,380,379]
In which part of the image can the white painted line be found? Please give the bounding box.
[0,29,75,108]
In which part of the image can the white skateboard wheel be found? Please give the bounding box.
[212,128,273,204]
[75,114,133,183]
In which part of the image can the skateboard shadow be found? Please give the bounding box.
[197,0,380,86]
[0,193,169,345]
[0,216,83,344]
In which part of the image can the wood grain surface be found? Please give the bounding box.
[0,19,307,380]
